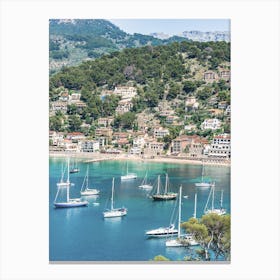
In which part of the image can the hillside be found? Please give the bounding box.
[49,40,230,143]
[49,19,191,73]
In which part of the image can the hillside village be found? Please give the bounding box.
[49,65,231,164]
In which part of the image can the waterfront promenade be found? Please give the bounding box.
[49,151,230,166]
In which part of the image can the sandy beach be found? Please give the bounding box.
[49,151,230,167]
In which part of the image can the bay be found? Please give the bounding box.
[49,158,230,261]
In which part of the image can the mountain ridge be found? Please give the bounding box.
[49,19,229,73]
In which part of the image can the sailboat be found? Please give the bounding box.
[152,174,177,201]
[195,162,212,187]
[56,163,71,188]
[145,195,179,238]
[54,158,88,208]
[80,166,100,196]
[121,162,137,180]
[138,172,153,190]
[204,183,226,215]
[166,187,199,247]
[69,157,79,174]
[145,224,178,238]
[103,178,127,218]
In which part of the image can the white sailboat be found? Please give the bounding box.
[166,187,199,247]
[54,158,88,208]
[195,162,212,187]
[80,166,100,196]
[69,157,79,174]
[145,224,178,238]
[56,163,71,188]
[152,174,177,201]
[193,192,197,219]
[103,178,127,218]
[204,183,226,215]
[145,191,179,238]
[121,162,137,180]
[138,172,153,190]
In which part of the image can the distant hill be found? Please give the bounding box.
[49,19,191,73]
[150,30,230,42]
[49,19,230,74]
[180,30,230,42]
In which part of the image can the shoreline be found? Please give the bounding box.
[49,151,230,167]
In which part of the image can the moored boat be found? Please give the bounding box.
[54,158,88,208]
[121,162,137,180]
[204,184,226,215]
[80,166,100,196]
[166,187,198,247]
[152,174,177,201]
[103,178,127,218]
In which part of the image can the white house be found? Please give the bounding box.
[201,118,221,130]
[133,136,146,149]
[69,93,81,101]
[115,100,133,114]
[153,127,169,139]
[49,131,64,145]
[208,134,231,159]
[80,140,100,152]
[114,86,137,100]
[130,147,141,155]
[50,101,68,113]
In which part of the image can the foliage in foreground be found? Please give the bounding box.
[182,213,231,261]
[152,213,231,262]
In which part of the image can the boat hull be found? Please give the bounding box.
[145,231,178,238]
[205,208,226,215]
[138,184,153,190]
[145,225,178,238]
[54,200,88,208]
[80,188,100,196]
[166,233,199,247]
[152,193,177,201]
[195,182,212,187]
[69,168,79,174]
[56,182,70,187]
[121,174,137,180]
[103,208,127,218]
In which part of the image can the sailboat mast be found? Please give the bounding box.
[211,183,215,211]
[157,175,160,194]
[193,193,197,218]
[204,187,212,213]
[66,158,70,202]
[86,166,89,189]
[178,186,182,238]
[220,189,224,208]
[201,163,204,181]
[67,158,70,184]
[111,177,115,210]
[164,173,168,194]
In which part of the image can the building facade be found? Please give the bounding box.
[208,134,231,159]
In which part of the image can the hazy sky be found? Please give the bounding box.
[109,19,230,35]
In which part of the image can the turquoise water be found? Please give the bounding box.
[49,158,230,261]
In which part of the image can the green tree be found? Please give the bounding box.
[196,86,213,100]
[183,80,197,94]
[68,114,82,132]
[67,104,78,115]
[181,214,231,261]
[163,134,173,150]
[113,112,136,130]
[50,115,64,131]
[167,82,181,100]
[217,90,229,102]
[153,255,170,261]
